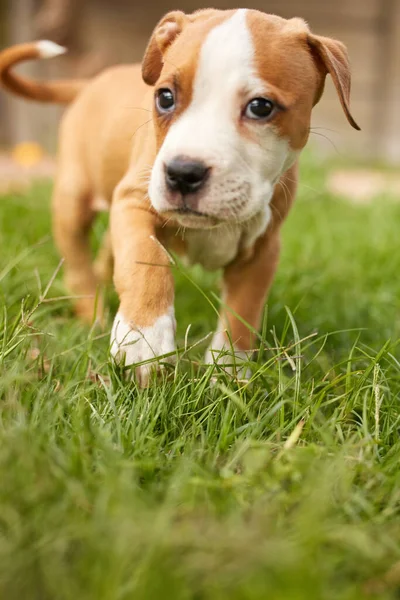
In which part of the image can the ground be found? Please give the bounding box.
[0,152,399,599]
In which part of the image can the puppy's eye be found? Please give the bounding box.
[245,98,275,120]
[156,88,175,113]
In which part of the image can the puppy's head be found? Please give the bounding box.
[143,9,359,228]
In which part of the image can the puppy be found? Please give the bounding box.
[0,9,359,385]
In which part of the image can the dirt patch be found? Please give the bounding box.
[327,169,400,204]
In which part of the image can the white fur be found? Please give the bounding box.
[150,9,296,235]
[185,224,241,270]
[176,200,273,270]
[205,328,252,380]
[36,40,66,59]
[110,308,176,385]
[182,203,272,270]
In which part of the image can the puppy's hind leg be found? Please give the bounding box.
[94,228,114,285]
[52,166,102,324]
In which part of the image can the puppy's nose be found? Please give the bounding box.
[165,157,210,195]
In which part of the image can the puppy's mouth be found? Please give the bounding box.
[160,206,221,229]
[176,206,206,217]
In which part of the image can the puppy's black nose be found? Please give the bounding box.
[165,157,210,195]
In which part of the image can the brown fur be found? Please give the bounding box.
[0,42,85,103]
[0,9,358,377]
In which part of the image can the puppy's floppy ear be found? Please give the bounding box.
[142,11,187,86]
[307,34,360,131]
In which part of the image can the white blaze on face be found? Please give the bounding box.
[150,9,295,226]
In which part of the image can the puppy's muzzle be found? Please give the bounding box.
[165,156,211,197]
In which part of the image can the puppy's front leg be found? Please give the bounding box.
[206,230,281,376]
[110,187,176,387]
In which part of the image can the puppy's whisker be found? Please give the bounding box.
[130,118,152,142]
[163,217,174,228]
[309,126,339,134]
[282,174,319,196]
[278,179,290,207]
[308,130,340,155]
[123,106,152,113]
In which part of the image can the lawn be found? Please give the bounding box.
[0,152,399,599]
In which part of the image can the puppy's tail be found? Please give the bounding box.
[0,41,86,104]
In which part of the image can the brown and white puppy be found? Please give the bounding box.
[0,9,359,385]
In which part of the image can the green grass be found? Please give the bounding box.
[0,153,400,599]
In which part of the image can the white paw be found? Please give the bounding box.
[111,308,176,386]
[205,330,252,380]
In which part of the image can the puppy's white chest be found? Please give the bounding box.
[183,208,271,270]
[185,225,241,270]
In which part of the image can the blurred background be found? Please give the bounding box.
[0,0,399,163]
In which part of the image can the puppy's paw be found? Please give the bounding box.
[205,330,252,381]
[111,309,176,387]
